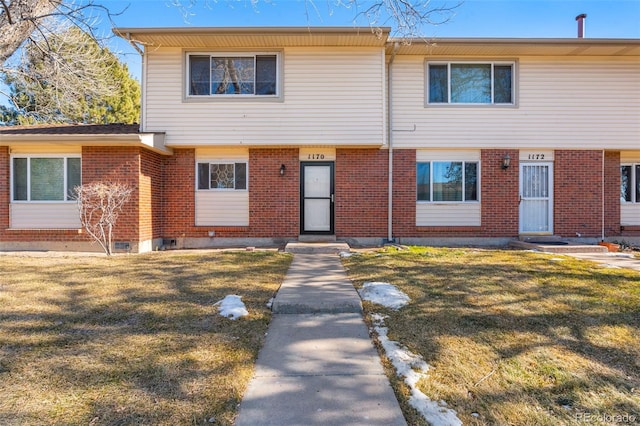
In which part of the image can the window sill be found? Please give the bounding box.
[424,103,517,109]
[183,95,283,104]
[416,201,480,205]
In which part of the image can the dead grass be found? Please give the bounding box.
[0,250,291,425]
[344,247,640,425]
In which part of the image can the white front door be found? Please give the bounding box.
[301,162,334,234]
[519,163,553,234]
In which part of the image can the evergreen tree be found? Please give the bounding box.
[2,26,140,125]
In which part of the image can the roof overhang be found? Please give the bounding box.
[114,26,391,49]
[0,130,171,155]
[387,37,640,57]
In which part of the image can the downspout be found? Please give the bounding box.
[120,32,145,131]
[602,149,605,241]
[140,47,147,132]
[387,42,400,243]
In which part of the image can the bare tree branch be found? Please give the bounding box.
[74,182,133,256]
[1,0,126,65]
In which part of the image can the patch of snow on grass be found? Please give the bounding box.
[359,282,410,310]
[339,251,356,258]
[371,313,462,426]
[214,295,248,320]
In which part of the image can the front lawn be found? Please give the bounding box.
[0,250,291,425]
[344,247,640,425]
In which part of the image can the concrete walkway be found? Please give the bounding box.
[235,254,406,426]
[565,252,640,271]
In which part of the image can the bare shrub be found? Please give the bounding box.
[74,182,133,255]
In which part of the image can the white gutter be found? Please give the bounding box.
[387,42,399,243]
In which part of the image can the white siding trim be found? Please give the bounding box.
[416,203,481,226]
[10,203,81,229]
[621,204,640,226]
[195,192,249,226]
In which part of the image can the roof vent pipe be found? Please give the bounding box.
[576,13,587,38]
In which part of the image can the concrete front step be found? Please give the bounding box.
[297,234,337,243]
[285,242,350,254]
[510,240,608,253]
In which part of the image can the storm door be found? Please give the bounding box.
[519,162,553,234]
[300,162,334,234]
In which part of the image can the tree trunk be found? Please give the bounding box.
[0,0,60,64]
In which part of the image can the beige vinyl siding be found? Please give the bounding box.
[195,148,249,226]
[392,56,640,150]
[621,151,640,226]
[416,204,481,227]
[195,192,249,226]
[621,204,640,226]
[144,47,386,146]
[10,203,81,229]
[416,149,481,226]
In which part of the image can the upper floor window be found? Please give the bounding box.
[188,53,278,97]
[621,164,640,203]
[417,161,479,202]
[197,162,247,190]
[427,62,514,105]
[12,156,81,202]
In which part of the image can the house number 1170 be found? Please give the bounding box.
[308,154,325,160]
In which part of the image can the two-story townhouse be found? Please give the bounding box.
[0,27,638,252]
[389,38,640,246]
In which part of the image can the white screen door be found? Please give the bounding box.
[520,163,553,234]
[301,163,333,233]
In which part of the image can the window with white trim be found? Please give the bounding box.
[188,53,278,97]
[427,62,514,105]
[621,164,640,203]
[12,156,81,202]
[417,161,479,202]
[197,162,247,190]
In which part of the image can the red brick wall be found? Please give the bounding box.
[605,151,623,237]
[161,148,299,239]
[554,150,603,238]
[335,149,388,237]
[391,149,417,237]
[161,149,199,238]
[140,149,163,241]
[392,149,519,238]
[480,149,520,237]
[248,148,299,237]
[82,147,141,242]
[0,147,145,245]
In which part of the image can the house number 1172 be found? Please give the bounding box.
[527,154,545,160]
[308,154,325,160]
